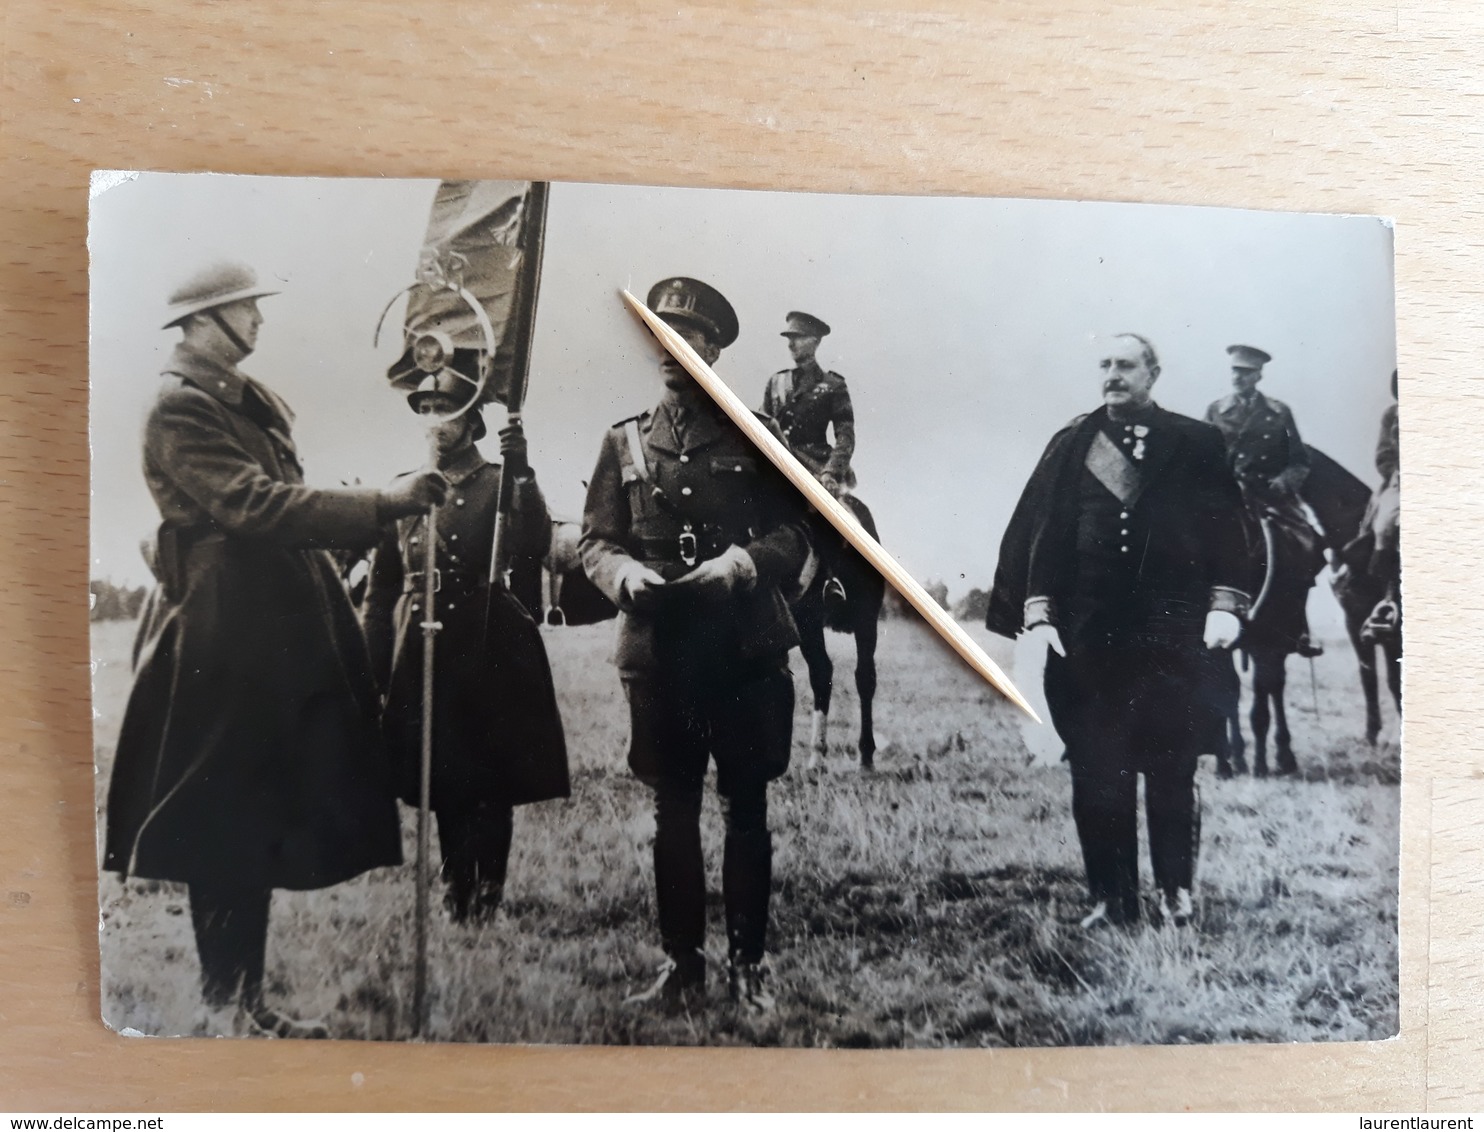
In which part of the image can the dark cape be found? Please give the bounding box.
[986,405,1248,642]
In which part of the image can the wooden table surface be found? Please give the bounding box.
[1,0,1478,1112]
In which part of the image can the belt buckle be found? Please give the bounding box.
[422,568,441,592]
[678,528,698,568]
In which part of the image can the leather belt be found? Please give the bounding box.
[403,568,482,594]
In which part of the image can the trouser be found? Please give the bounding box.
[435,803,515,924]
[188,881,271,1007]
[654,779,771,964]
[1046,642,1206,923]
[622,657,793,964]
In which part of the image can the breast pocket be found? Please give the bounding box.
[710,455,762,514]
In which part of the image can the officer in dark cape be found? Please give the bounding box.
[987,334,1249,928]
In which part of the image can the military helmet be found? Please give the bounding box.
[407,369,487,441]
[1226,344,1272,370]
[781,311,830,338]
[163,261,279,329]
[647,277,739,349]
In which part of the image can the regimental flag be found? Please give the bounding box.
[386,180,549,408]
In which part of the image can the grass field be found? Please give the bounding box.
[91,611,1399,1047]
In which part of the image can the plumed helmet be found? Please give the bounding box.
[647,277,739,349]
[163,261,279,329]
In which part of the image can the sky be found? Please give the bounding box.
[89,174,1396,631]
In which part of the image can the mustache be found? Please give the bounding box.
[1103,380,1130,393]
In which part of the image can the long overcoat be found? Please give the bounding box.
[361,448,569,811]
[103,345,403,891]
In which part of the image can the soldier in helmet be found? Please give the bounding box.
[103,262,448,1037]
[1204,345,1324,658]
[580,277,810,1014]
[362,362,568,926]
[761,312,856,603]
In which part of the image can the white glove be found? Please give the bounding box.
[670,545,757,602]
[615,561,666,613]
[1022,621,1066,658]
[1203,610,1241,649]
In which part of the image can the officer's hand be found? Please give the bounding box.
[499,424,530,478]
[1022,621,1066,658]
[1203,610,1242,650]
[671,545,757,602]
[818,472,841,498]
[616,561,666,613]
[381,469,449,518]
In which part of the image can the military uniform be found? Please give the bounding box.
[580,278,809,997]
[105,264,411,1027]
[1203,389,1310,509]
[988,404,1248,924]
[761,360,856,487]
[362,429,568,924]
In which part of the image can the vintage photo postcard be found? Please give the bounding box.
[89,173,1400,1046]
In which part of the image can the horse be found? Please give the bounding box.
[540,517,616,626]
[1330,475,1402,745]
[791,493,888,769]
[1215,447,1376,777]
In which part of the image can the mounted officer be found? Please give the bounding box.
[1204,345,1324,657]
[361,360,568,926]
[103,262,448,1037]
[580,277,810,1014]
[761,312,855,603]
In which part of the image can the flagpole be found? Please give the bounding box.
[412,435,441,1039]
[487,181,550,596]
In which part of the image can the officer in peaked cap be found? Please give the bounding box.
[362,366,568,929]
[760,309,858,614]
[104,260,449,1038]
[1204,344,1325,669]
[580,276,810,1016]
[762,311,856,495]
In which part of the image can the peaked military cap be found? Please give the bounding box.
[1226,344,1272,369]
[407,369,486,440]
[163,261,279,329]
[647,277,739,349]
[781,311,830,338]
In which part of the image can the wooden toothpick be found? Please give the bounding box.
[620,289,1042,723]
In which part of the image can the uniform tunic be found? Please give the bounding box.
[104,344,402,891]
[761,361,856,487]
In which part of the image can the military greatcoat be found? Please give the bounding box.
[104,345,402,891]
[361,447,569,811]
[761,360,856,486]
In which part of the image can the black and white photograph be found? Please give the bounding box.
[88,172,1400,1048]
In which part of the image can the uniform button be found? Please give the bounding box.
[734,464,743,472]
[450,533,458,540]
[1120,511,1129,520]
[410,536,420,545]
[1120,528,1129,536]
[455,498,465,507]
[411,602,421,612]
[679,454,690,464]
[450,555,459,563]
[448,602,456,610]
[681,487,692,496]
[1120,546,1129,553]
[1122,437,1132,445]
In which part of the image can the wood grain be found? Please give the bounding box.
[0,0,1471,1110]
